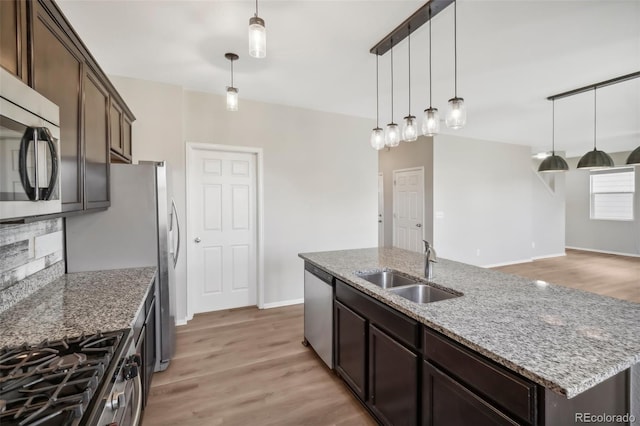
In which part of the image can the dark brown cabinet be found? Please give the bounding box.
[422,361,519,426]
[335,280,420,425]
[335,301,367,400]
[369,324,418,426]
[32,1,85,211]
[82,68,110,209]
[0,0,29,83]
[4,0,135,217]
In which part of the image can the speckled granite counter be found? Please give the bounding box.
[299,248,640,398]
[0,267,156,348]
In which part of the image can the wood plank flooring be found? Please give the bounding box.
[143,249,638,425]
[494,249,640,303]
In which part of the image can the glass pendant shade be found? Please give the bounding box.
[577,149,614,170]
[538,154,569,173]
[422,108,440,136]
[626,146,640,165]
[402,115,418,142]
[249,16,266,58]
[370,127,385,150]
[446,97,466,129]
[385,123,400,147]
[226,87,238,111]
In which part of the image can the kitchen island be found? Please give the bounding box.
[299,247,639,426]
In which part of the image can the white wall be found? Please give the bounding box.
[565,151,640,256]
[433,134,534,267]
[110,76,377,322]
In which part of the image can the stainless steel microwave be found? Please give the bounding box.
[0,68,61,221]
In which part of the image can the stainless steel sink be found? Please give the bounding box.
[357,270,417,288]
[389,284,459,304]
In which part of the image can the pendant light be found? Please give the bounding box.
[422,6,440,136]
[538,100,569,173]
[577,88,614,170]
[627,146,640,165]
[248,0,266,58]
[385,42,400,147]
[445,0,466,130]
[402,27,418,142]
[225,53,239,111]
[370,53,385,150]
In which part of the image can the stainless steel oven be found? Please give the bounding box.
[0,68,61,221]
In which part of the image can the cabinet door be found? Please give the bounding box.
[0,0,28,82]
[122,115,132,161]
[143,298,156,407]
[109,100,123,154]
[335,301,367,400]
[82,68,110,209]
[422,361,519,426]
[32,3,84,212]
[369,324,418,426]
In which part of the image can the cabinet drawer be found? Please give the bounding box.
[424,329,537,425]
[336,280,420,350]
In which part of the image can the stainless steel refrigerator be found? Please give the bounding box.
[65,161,179,372]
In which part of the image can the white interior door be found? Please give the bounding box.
[188,148,257,313]
[378,172,384,247]
[393,168,424,252]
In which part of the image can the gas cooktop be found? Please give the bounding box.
[0,331,126,426]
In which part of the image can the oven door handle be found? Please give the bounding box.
[132,372,143,426]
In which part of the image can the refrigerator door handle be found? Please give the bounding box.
[170,199,180,267]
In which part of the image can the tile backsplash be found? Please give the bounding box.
[0,218,64,290]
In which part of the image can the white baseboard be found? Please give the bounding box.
[482,258,532,268]
[261,298,304,309]
[532,252,566,260]
[565,246,640,258]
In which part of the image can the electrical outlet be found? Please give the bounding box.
[476,249,480,256]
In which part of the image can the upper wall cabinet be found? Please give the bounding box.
[1,0,135,214]
[0,0,29,83]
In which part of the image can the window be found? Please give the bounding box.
[590,168,635,220]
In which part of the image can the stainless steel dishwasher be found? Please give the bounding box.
[303,262,334,369]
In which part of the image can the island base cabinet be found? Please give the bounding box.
[335,301,367,401]
[422,361,519,426]
[369,325,418,426]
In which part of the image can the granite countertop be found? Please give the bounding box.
[299,247,640,398]
[0,267,156,348]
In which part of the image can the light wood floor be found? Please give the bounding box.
[143,249,638,425]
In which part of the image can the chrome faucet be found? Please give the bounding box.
[423,240,437,280]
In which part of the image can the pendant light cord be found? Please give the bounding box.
[376,53,379,128]
[454,0,458,97]
[429,7,433,107]
[408,27,411,115]
[390,42,394,122]
[593,88,597,150]
[551,100,555,154]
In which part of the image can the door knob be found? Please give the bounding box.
[416,224,422,228]
[194,237,201,243]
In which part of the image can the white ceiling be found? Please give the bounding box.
[57,0,640,157]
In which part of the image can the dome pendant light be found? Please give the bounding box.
[386,42,400,147]
[627,146,640,165]
[248,0,266,58]
[445,0,466,130]
[402,27,418,142]
[370,53,385,150]
[577,88,614,170]
[538,100,569,173]
[422,6,440,136]
[225,53,239,111]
